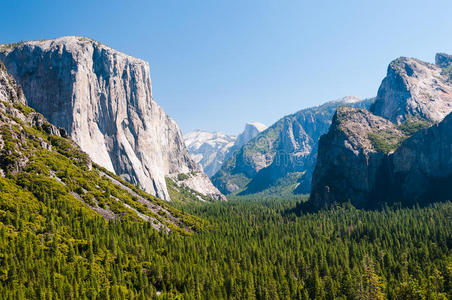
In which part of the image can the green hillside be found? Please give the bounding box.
[0,92,450,299]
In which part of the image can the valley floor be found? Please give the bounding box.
[0,191,450,299]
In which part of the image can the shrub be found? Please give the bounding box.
[177,173,190,181]
[13,102,34,116]
[397,119,432,135]
[368,131,403,154]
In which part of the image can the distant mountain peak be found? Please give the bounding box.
[184,130,236,177]
[212,97,374,196]
[184,122,267,178]
[334,96,362,104]
[245,122,267,132]
[234,122,267,149]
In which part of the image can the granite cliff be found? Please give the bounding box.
[309,106,406,208]
[371,56,452,123]
[309,54,452,209]
[0,61,202,230]
[0,36,224,201]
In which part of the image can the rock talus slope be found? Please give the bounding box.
[0,36,223,201]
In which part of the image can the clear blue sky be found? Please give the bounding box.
[1,0,452,135]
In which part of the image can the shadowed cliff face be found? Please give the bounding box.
[0,36,224,201]
[309,107,405,209]
[309,54,452,209]
[310,108,452,209]
[389,112,452,205]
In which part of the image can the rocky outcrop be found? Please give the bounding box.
[0,36,223,201]
[371,56,452,123]
[309,108,452,209]
[212,96,374,195]
[233,122,267,149]
[435,53,452,69]
[309,54,452,209]
[184,131,236,177]
[0,62,25,105]
[309,107,405,209]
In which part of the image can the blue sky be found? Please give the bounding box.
[2,0,452,134]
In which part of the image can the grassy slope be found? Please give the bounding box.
[367,118,433,154]
[0,99,205,233]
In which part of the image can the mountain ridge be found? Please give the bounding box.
[212,96,374,196]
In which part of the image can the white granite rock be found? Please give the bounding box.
[0,36,223,201]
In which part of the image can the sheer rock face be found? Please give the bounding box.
[309,107,404,208]
[390,112,452,204]
[371,56,452,124]
[212,96,373,195]
[0,36,223,201]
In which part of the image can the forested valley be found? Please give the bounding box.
[0,183,450,299]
